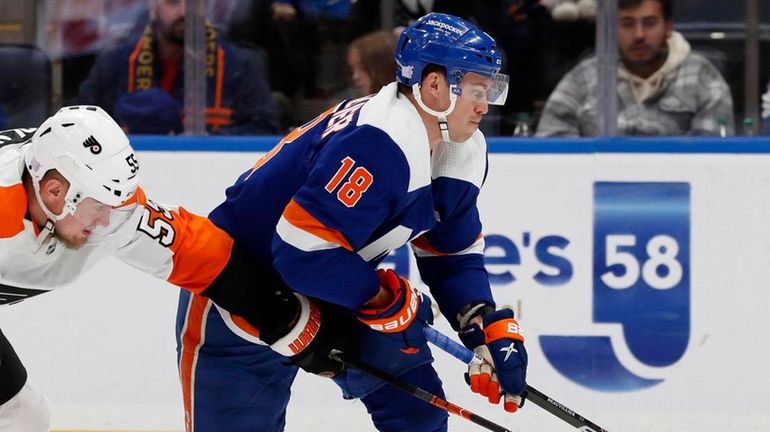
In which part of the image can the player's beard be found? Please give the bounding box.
[53,230,88,250]
[156,18,185,45]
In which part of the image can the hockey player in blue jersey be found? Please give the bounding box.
[176,12,528,431]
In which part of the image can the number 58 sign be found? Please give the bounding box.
[540,182,690,391]
[593,182,690,368]
[601,234,683,290]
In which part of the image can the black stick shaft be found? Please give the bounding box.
[334,352,513,432]
[423,326,609,432]
[524,386,608,432]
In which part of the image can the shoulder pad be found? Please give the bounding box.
[0,128,37,148]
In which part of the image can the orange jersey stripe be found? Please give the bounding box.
[179,294,211,432]
[283,199,353,251]
[0,183,27,238]
[230,313,260,339]
[411,235,447,256]
[412,232,484,256]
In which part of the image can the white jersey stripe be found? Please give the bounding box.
[411,236,485,258]
[276,216,342,252]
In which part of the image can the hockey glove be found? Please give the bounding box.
[261,293,356,378]
[459,308,528,412]
[356,269,434,353]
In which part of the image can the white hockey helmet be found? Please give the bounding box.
[24,106,139,219]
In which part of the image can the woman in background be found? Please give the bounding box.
[346,30,397,97]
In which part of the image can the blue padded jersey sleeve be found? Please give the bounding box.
[272,124,416,309]
[414,176,494,330]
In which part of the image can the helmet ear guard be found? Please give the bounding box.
[25,106,140,218]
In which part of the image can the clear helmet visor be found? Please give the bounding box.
[457,73,509,106]
[65,196,136,238]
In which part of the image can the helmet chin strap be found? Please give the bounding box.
[412,83,458,143]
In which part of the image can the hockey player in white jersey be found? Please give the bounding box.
[0,106,350,431]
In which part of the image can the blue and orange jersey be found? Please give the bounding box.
[209,83,494,327]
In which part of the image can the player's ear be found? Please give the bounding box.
[40,173,67,209]
[422,71,445,98]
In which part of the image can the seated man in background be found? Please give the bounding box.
[72,0,280,135]
[536,0,734,137]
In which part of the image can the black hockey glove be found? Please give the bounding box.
[260,293,357,377]
[198,245,356,377]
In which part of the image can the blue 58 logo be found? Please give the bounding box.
[541,182,690,392]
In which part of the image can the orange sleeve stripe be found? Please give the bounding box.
[230,313,261,338]
[411,235,447,256]
[166,207,234,293]
[127,187,232,292]
[0,183,27,238]
[412,232,484,256]
[283,199,353,251]
[484,319,525,344]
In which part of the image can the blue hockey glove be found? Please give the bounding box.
[459,308,528,412]
[356,269,434,353]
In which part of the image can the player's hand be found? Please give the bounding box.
[356,269,434,353]
[263,293,356,377]
[459,308,528,412]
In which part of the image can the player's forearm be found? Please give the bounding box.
[272,240,380,309]
[416,253,494,329]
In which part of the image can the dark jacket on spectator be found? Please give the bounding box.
[72,26,279,135]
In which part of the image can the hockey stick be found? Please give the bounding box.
[424,326,609,432]
[330,351,513,432]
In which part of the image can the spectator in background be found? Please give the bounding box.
[72,0,279,135]
[271,0,354,99]
[536,0,734,137]
[346,30,397,97]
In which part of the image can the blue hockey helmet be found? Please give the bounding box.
[395,13,508,106]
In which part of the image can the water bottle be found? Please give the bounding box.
[742,117,755,136]
[512,112,531,137]
[717,116,728,138]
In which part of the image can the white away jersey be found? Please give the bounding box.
[0,128,234,306]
